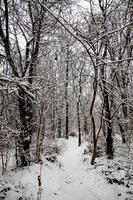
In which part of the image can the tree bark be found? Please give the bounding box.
[36,102,45,162]
[58,117,62,138]
[77,101,81,146]
[65,45,69,139]
[18,89,34,166]
[90,66,98,165]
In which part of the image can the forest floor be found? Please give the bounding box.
[0,136,133,200]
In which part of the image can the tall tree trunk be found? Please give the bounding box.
[77,101,81,146]
[77,66,83,146]
[98,0,114,159]
[101,44,114,159]
[101,70,114,159]
[90,66,98,165]
[65,45,69,139]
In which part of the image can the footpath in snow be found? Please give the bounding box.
[0,137,132,200]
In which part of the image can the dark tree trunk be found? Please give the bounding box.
[118,123,126,143]
[65,45,69,140]
[103,84,114,159]
[77,101,81,146]
[52,108,56,139]
[77,66,83,146]
[106,120,113,159]
[65,102,69,139]
[18,89,34,166]
[102,83,114,159]
[84,117,89,136]
[90,65,98,165]
[101,44,114,159]
[58,117,62,138]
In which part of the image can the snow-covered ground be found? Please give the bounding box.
[0,137,133,200]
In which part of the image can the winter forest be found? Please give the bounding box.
[0,0,133,199]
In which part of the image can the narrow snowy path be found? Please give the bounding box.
[4,137,127,200]
[41,137,121,200]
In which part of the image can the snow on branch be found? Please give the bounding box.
[0,73,35,100]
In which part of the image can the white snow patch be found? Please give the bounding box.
[0,137,132,200]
